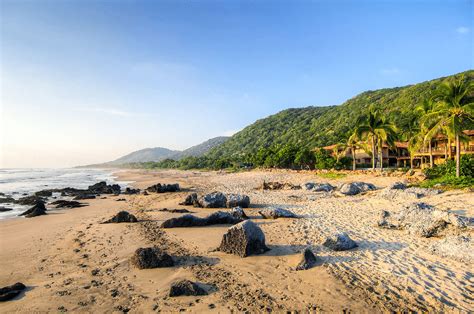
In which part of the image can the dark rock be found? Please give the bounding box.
[169,280,208,297]
[218,220,269,257]
[50,200,87,208]
[161,211,242,228]
[159,208,192,213]
[124,187,140,195]
[259,207,298,219]
[387,182,407,190]
[35,190,53,197]
[116,198,126,202]
[103,211,138,223]
[197,192,227,208]
[295,248,318,270]
[87,182,121,195]
[143,191,149,196]
[230,207,249,220]
[339,182,376,195]
[377,210,397,229]
[262,181,301,190]
[303,182,334,192]
[179,193,198,206]
[0,206,13,212]
[226,194,250,208]
[73,194,96,200]
[131,247,174,269]
[323,232,358,251]
[16,195,45,205]
[146,183,180,193]
[0,282,26,302]
[0,197,15,204]
[19,201,47,218]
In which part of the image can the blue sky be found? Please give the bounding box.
[1,0,472,167]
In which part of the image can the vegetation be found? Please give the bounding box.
[421,155,474,189]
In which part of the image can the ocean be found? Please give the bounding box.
[0,168,129,220]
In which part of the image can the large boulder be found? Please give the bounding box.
[0,282,26,302]
[88,182,121,195]
[230,207,249,220]
[161,211,242,228]
[429,235,473,263]
[146,183,180,193]
[259,207,298,219]
[169,280,208,297]
[226,194,250,208]
[179,193,199,206]
[15,195,45,206]
[198,192,227,208]
[218,220,269,257]
[379,184,442,200]
[295,248,318,270]
[323,232,358,251]
[339,182,376,195]
[103,211,138,223]
[131,247,174,269]
[19,201,47,218]
[303,182,334,192]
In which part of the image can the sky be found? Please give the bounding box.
[0,0,472,168]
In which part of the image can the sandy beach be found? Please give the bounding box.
[1,169,473,312]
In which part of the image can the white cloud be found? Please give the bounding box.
[456,26,470,34]
[380,67,401,75]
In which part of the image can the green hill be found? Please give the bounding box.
[207,70,474,160]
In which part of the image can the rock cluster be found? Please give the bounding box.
[339,182,376,195]
[87,182,121,195]
[124,187,141,194]
[103,211,138,223]
[131,247,174,269]
[218,220,269,257]
[0,282,26,302]
[161,211,243,228]
[146,183,180,193]
[169,280,208,297]
[180,192,251,208]
[262,181,301,190]
[323,232,358,251]
[19,201,47,218]
[259,207,297,219]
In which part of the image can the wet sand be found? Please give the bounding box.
[1,169,472,312]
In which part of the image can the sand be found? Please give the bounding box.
[0,169,472,312]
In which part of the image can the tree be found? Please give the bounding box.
[294,148,316,169]
[423,75,474,177]
[355,108,398,170]
[416,99,437,167]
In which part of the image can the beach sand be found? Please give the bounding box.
[1,169,472,312]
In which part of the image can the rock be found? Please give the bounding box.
[226,194,250,208]
[230,207,249,220]
[35,190,53,197]
[169,280,208,297]
[0,197,15,204]
[302,182,334,192]
[198,192,227,208]
[161,211,242,228]
[123,187,140,194]
[218,220,269,257]
[116,198,126,202]
[0,206,13,212]
[50,200,87,208]
[87,181,121,195]
[15,195,45,205]
[262,181,301,190]
[143,191,149,196]
[159,208,192,213]
[379,186,442,200]
[259,207,298,219]
[179,193,199,206]
[295,248,318,270]
[387,182,407,190]
[103,211,138,223]
[131,247,174,269]
[339,182,376,195]
[0,282,26,302]
[429,235,473,263]
[146,183,180,193]
[73,194,96,200]
[323,232,358,251]
[377,210,397,229]
[19,201,47,218]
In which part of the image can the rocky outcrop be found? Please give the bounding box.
[50,200,87,208]
[103,211,138,223]
[226,194,250,208]
[15,195,45,206]
[146,183,180,193]
[19,201,47,218]
[87,181,121,195]
[131,247,174,269]
[429,235,473,263]
[259,207,297,219]
[379,203,468,237]
[73,194,96,200]
[262,181,301,190]
[0,207,13,212]
[179,193,199,206]
[379,183,442,200]
[323,232,358,251]
[161,211,242,228]
[0,197,15,204]
[218,220,269,257]
[35,190,53,197]
[230,207,249,220]
[295,248,318,270]
[123,187,140,194]
[339,182,376,195]
[302,182,334,192]
[169,280,208,297]
[0,282,26,302]
[198,192,227,208]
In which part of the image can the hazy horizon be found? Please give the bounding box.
[1,0,472,168]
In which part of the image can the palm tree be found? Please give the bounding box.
[416,99,436,168]
[355,108,398,170]
[422,75,474,177]
[400,114,421,168]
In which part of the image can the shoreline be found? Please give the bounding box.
[1,169,472,312]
